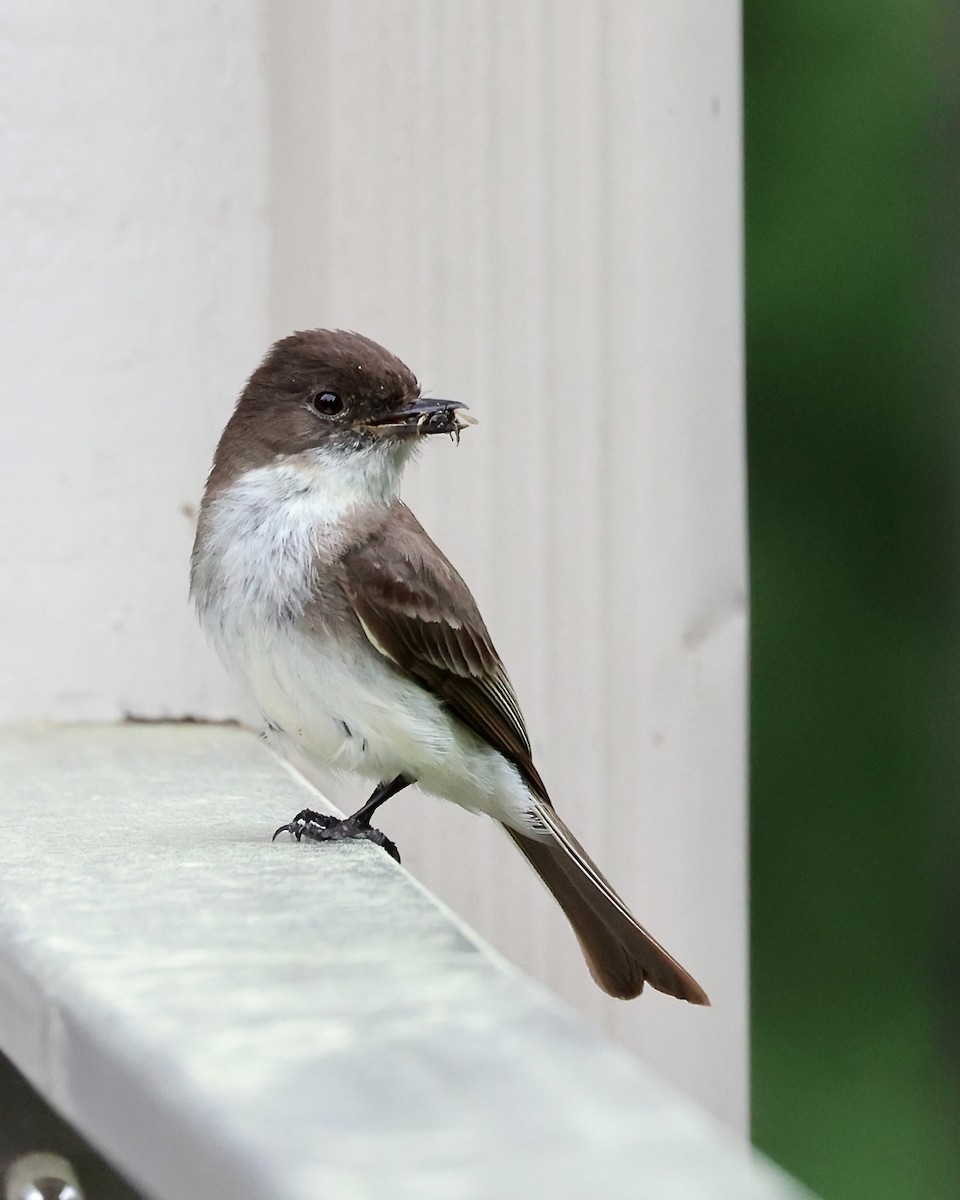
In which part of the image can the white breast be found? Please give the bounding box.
[191,450,538,831]
[192,445,404,623]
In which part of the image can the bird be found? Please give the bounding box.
[190,329,709,1004]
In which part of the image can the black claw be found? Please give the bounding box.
[272,808,401,863]
[272,808,328,842]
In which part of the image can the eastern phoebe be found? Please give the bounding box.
[191,329,708,1004]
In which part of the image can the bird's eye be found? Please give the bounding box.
[312,391,344,416]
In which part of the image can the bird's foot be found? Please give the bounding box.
[272,808,400,863]
[272,808,333,842]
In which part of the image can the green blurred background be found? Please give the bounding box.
[746,3,960,1197]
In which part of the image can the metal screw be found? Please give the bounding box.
[4,1153,84,1200]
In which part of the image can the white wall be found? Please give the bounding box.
[0,0,746,1130]
[0,3,270,721]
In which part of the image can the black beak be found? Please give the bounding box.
[362,398,473,437]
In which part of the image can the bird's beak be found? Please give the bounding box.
[359,399,477,439]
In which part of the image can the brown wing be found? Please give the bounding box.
[341,505,709,1004]
[340,503,547,799]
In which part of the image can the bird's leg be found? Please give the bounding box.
[348,774,413,826]
[272,775,413,863]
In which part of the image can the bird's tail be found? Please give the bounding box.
[505,804,709,1004]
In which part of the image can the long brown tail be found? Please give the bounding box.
[505,804,709,1004]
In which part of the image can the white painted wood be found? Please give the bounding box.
[266,0,747,1128]
[0,0,746,1129]
[0,1,270,723]
[0,725,801,1200]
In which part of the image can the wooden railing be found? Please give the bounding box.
[0,724,807,1200]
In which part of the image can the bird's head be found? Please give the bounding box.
[210,329,471,485]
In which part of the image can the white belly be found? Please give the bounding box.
[209,613,535,830]
[192,457,539,833]
[213,612,441,778]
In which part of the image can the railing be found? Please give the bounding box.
[0,724,806,1200]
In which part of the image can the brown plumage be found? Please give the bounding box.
[194,329,709,1005]
[341,504,709,1004]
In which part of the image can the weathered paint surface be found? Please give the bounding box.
[0,725,796,1200]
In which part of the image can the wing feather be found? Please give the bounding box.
[339,503,546,797]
